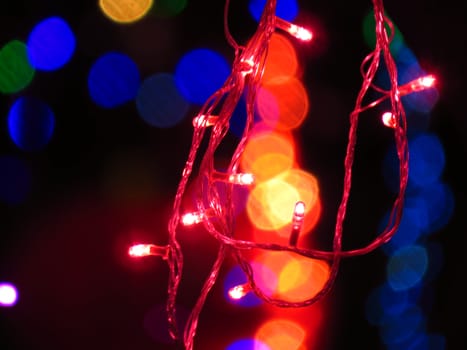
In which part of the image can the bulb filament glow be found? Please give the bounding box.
[128,244,169,259]
[275,17,313,41]
[228,283,251,300]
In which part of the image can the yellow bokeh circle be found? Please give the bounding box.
[99,0,153,23]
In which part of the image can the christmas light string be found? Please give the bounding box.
[129,0,437,348]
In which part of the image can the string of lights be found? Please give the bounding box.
[128,0,437,348]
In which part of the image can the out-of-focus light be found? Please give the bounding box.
[152,0,187,17]
[387,245,428,291]
[255,319,306,350]
[136,73,190,128]
[0,283,18,307]
[253,252,329,302]
[248,178,300,231]
[99,0,153,23]
[247,169,320,234]
[383,133,446,193]
[229,96,257,138]
[277,255,329,302]
[379,305,424,345]
[0,156,32,205]
[379,207,423,256]
[417,182,454,234]
[0,40,35,94]
[8,96,55,151]
[407,333,446,350]
[241,131,295,182]
[27,17,76,71]
[256,77,309,131]
[365,283,410,326]
[362,10,405,56]
[249,0,298,22]
[88,52,140,108]
[261,33,298,83]
[175,48,230,105]
[408,133,445,188]
[226,338,271,350]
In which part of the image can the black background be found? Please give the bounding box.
[1,0,466,349]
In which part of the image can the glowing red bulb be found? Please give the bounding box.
[289,201,306,247]
[382,112,397,128]
[399,74,436,95]
[289,24,313,41]
[192,114,218,128]
[275,17,313,42]
[128,244,169,259]
[181,212,205,226]
[228,283,251,300]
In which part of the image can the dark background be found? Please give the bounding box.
[0,0,466,349]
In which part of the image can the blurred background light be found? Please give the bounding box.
[240,131,295,182]
[226,338,270,350]
[383,132,446,192]
[0,156,32,205]
[27,16,76,71]
[407,133,446,188]
[136,73,190,128]
[229,96,252,138]
[175,48,230,105]
[0,40,35,94]
[249,0,298,22]
[362,9,405,56]
[379,305,424,346]
[246,168,320,235]
[255,318,306,350]
[253,252,329,302]
[386,245,428,292]
[88,52,140,108]
[365,283,410,326]
[0,282,18,307]
[7,96,55,152]
[256,77,309,131]
[261,33,298,83]
[99,0,153,23]
[379,206,424,256]
[152,0,188,17]
[416,182,454,234]
[406,333,446,350]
